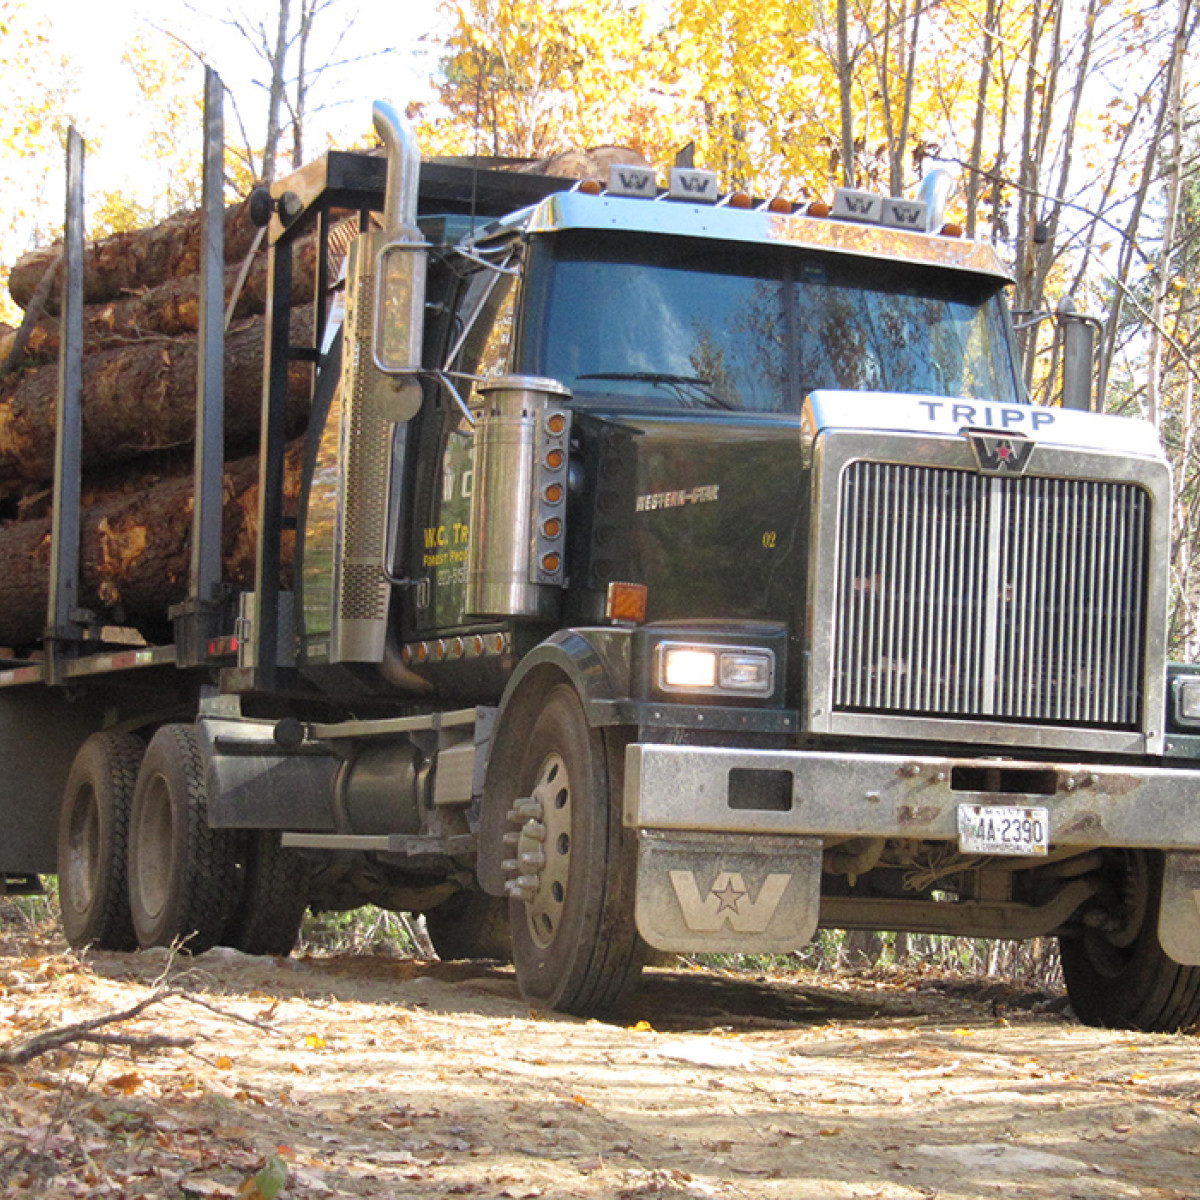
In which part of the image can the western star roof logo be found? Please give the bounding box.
[963,427,1035,474]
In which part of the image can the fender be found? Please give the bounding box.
[476,627,632,895]
[474,622,794,894]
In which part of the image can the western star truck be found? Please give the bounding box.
[7,79,1200,1031]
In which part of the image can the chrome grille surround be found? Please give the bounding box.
[806,430,1170,755]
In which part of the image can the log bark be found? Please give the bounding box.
[0,310,313,486]
[0,441,302,648]
[8,199,261,311]
[12,236,321,366]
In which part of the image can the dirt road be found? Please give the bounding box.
[2,917,1199,1199]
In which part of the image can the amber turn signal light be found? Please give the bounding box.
[605,581,648,624]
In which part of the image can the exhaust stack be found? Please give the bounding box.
[372,101,421,234]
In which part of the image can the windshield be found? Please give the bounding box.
[516,231,1022,412]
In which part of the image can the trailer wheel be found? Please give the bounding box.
[127,724,238,953]
[503,684,643,1015]
[57,732,145,951]
[1059,850,1200,1033]
[223,831,310,957]
[425,888,511,962]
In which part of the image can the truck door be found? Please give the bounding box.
[407,253,519,640]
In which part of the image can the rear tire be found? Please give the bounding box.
[1059,850,1200,1032]
[223,831,310,957]
[426,887,511,962]
[57,732,144,951]
[503,684,644,1016]
[127,724,238,953]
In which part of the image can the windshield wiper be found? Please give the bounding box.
[576,371,735,410]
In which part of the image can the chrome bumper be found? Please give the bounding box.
[625,743,1200,850]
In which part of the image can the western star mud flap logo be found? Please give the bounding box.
[668,871,791,933]
[634,830,823,955]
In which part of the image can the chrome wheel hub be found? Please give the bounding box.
[502,752,572,947]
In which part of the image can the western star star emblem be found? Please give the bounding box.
[711,878,746,913]
[963,426,1035,475]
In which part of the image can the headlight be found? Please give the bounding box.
[1174,676,1200,726]
[657,643,775,697]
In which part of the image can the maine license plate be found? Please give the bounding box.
[956,804,1049,856]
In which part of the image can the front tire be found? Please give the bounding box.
[57,732,145,951]
[1059,850,1200,1032]
[127,724,239,953]
[503,684,643,1016]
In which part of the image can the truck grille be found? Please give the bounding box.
[833,462,1150,728]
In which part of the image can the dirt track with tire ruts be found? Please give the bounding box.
[2,914,1199,1199]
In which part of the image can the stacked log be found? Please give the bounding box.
[0,200,314,651]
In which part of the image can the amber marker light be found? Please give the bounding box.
[544,482,564,504]
[606,581,648,624]
[543,517,562,538]
[768,196,794,214]
[546,448,565,469]
[807,201,832,217]
[940,223,965,238]
[579,179,603,195]
[542,552,561,573]
[728,191,753,209]
[546,412,568,435]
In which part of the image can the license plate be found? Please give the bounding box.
[956,804,1049,856]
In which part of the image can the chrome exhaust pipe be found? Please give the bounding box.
[372,100,421,233]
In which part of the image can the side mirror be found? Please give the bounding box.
[374,238,426,376]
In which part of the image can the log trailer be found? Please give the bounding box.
[7,79,1200,1031]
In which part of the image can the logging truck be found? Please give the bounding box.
[6,81,1200,1031]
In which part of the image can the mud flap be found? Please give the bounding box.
[1158,851,1200,965]
[634,829,822,954]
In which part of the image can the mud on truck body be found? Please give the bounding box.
[7,88,1200,1031]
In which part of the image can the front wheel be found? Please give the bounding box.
[502,684,644,1016]
[1059,850,1200,1033]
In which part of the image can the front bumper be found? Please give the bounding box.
[624,743,1200,963]
[625,743,1200,849]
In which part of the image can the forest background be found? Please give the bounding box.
[1,0,1197,648]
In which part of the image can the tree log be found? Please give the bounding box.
[7,199,261,311]
[0,442,302,649]
[0,311,313,486]
[11,236,322,366]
